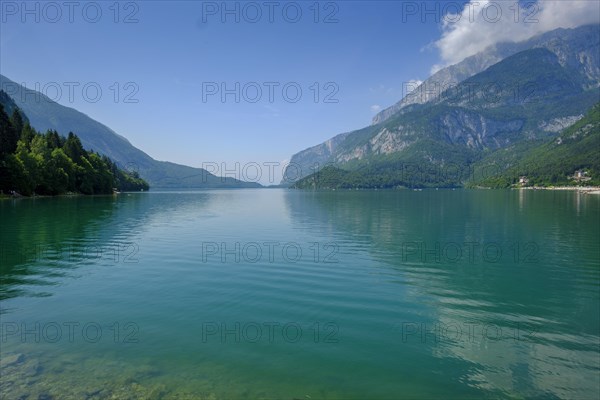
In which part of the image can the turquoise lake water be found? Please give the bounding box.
[1,189,599,399]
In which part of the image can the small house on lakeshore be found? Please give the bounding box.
[572,170,591,182]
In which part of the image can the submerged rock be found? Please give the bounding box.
[0,353,25,368]
[24,360,43,377]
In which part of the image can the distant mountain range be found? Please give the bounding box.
[0,75,260,189]
[3,24,598,190]
[285,24,600,189]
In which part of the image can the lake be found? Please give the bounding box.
[1,189,599,399]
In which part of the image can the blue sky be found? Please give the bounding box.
[1,1,598,184]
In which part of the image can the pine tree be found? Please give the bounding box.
[0,104,19,157]
[64,132,86,163]
[10,108,24,138]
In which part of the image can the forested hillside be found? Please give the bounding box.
[0,92,148,196]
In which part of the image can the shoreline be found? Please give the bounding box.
[3,187,600,198]
[0,192,120,200]
[517,186,600,194]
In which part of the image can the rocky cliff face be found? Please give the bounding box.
[330,111,525,164]
[437,111,525,150]
[283,131,351,182]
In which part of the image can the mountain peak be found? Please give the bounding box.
[371,24,600,125]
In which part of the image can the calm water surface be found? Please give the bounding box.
[1,189,599,399]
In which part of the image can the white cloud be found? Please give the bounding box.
[370,104,382,112]
[430,64,444,75]
[433,0,600,71]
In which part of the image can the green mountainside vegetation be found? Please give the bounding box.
[0,92,148,196]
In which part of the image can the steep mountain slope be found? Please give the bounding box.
[0,90,29,125]
[294,102,600,189]
[282,25,600,184]
[472,103,600,187]
[0,75,259,188]
[373,24,600,124]
[284,24,600,186]
[289,46,600,189]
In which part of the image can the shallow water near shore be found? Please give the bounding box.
[1,189,599,399]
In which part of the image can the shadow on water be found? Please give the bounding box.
[1,196,113,302]
[0,194,149,302]
[0,191,220,304]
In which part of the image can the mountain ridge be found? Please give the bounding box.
[0,75,260,189]
[372,24,600,124]
[283,24,600,186]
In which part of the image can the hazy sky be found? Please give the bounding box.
[1,1,598,184]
